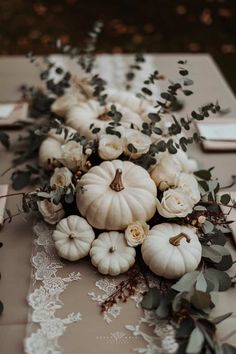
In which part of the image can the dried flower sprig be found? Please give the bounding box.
[100,269,143,313]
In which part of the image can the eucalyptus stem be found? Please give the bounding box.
[0,192,26,199]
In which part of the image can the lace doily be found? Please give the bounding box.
[25,222,82,354]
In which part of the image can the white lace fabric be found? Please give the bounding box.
[25,222,82,354]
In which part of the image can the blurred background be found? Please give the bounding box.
[0,0,235,92]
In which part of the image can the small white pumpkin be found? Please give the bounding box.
[90,231,136,276]
[39,126,76,170]
[52,215,95,261]
[105,89,153,114]
[141,223,202,279]
[66,99,145,139]
[39,137,62,170]
[76,159,157,230]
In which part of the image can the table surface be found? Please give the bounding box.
[0,54,236,354]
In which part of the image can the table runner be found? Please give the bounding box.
[0,54,236,353]
[24,55,178,354]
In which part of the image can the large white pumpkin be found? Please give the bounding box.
[52,215,95,261]
[141,223,202,279]
[66,99,146,139]
[76,160,157,230]
[90,231,136,276]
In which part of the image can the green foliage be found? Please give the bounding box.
[141,287,161,310]
[0,131,10,149]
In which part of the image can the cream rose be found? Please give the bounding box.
[50,167,73,188]
[60,140,84,171]
[157,188,194,218]
[125,221,150,247]
[176,172,201,204]
[150,150,198,191]
[124,129,151,159]
[98,134,124,160]
[37,200,65,225]
[150,155,181,191]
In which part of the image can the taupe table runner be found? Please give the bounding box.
[0,54,236,354]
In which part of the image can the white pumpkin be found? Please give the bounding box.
[52,215,95,261]
[76,160,157,230]
[39,137,62,170]
[39,126,76,170]
[90,231,136,276]
[66,99,146,139]
[141,223,202,279]
[105,89,153,114]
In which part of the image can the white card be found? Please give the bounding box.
[198,122,236,141]
[0,103,15,118]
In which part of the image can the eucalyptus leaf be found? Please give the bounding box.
[190,290,212,310]
[176,318,195,339]
[172,271,200,292]
[212,312,232,325]
[205,269,231,291]
[202,220,215,234]
[196,273,208,292]
[211,245,231,257]
[194,205,207,211]
[186,327,205,354]
[194,170,211,181]
[172,292,184,312]
[214,254,233,271]
[11,170,31,190]
[202,245,222,263]
[220,194,231,205]
[155,298,170,319]
[222,343,236,354]
[141,288,161,310]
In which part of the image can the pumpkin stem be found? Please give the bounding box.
[109,246,117,253]
[110,169,124,192]
[169,233,190,246]
[69,233,76,240]
[98,112,110,121]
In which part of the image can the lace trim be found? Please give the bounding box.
[126,311,178,354]
[25,222,82,354]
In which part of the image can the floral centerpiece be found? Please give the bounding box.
[2,22,236,354]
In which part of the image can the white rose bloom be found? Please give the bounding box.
[150,155,182,191]
[176,172,201,204]
[37,200,65,225]
[124,129,151,159]
[125,221,150,247]
[50,167,73,188]
[157,188,194,218]
[174,150,198,173]
[98,134,124,160]
[60,140,84,171]
[51,95,78,117]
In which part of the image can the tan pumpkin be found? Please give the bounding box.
[141,223,202,279]
[90,231,136,276]
[52,215,95,261]
[76,159,157,230]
